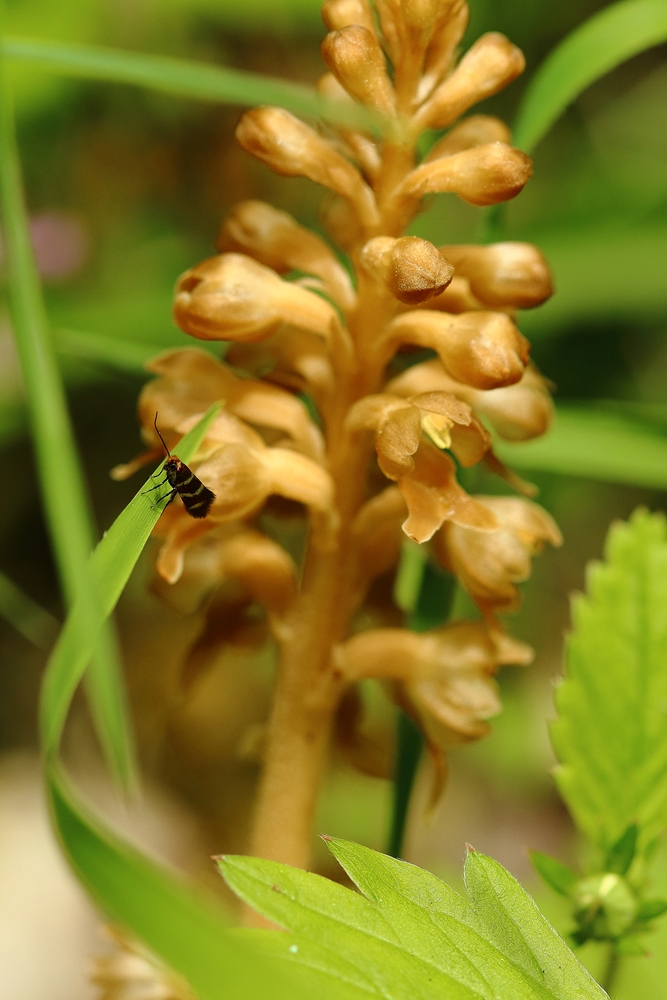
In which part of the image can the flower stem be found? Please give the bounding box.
[601,944,621,996]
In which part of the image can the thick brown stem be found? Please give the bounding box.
[246,106,421,888]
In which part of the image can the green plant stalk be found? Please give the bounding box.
[388,561,456,858]
[601,944,621,996]
[0,45,135,788]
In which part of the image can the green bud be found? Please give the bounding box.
[572,873,637,940]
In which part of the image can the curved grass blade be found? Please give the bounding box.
[0,36,375,131]
[496,405,667,490]
[48,764,307,1000]
[0,568,59,650]
[40,403,220,760]
[0,43,135,789]
[514,0,667,153]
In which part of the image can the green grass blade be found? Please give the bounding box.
[552,510,667,853]
[514,0,667,153]
[54,328,159,374]
[0,43,136,789]
[40,404,220,760]
[0,36,374,130]
[496,405,667,489]
[0,568,59,650]
[48,764,308,1000]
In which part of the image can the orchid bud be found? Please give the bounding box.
[236,107,379,228]
[174,253,341,344]
[216,201,355,311]
[440,242,553,308]
[321,26,396,115]
[433,495,562,613]
[473,366,554,441]
[360,235,454,304]
[320,193,364,251]
[389,310,530,389]
[416,0,469,103]
[321,0,377,35]
[402,142,532,206]
[425,115,511,160]
[373,0,401,63]
[414,33,525,132]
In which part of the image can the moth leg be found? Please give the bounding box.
[142,477,170,495]
[151,489,177,511]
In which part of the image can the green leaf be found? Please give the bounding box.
[496,406,667,489]
[219,839,607,1000]
[552,509,667,853]
[636,898,667,922]
[0,568,59,650]
[520,225,667,341]
[0,36,374,131]
[40,403,220,760]
[530,851,578,897]
[514,0,667,153]
[48,765,308,1000]
[0,46,135,789]
[605,824,638,875]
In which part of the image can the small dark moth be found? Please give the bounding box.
[144,413,216,519]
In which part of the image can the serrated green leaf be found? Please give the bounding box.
[40,403,220,760]
[605,824,638,875]
[0,36,375,131]
[463,849,606,999]
[514,0,667,153]
[496,407,667,489]
[48,766,308,1000]
[219,839,607,1000]
[552,509,667,854]
[530,851,578,897]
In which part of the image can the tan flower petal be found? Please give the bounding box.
[350,486,407,604]
[413,32,525,132]
[388,309,530,389]
[138,348,325,463]
[387,358,554,441]
[401,142,532,207]
[439,242,553,309]
[425,115,511,159]
[173,253,343,345]
[216,200,355,312]
[433,494,562,613]
[398,440,498,542]
[235,107,379,228]
[153,439,337,582]
[227,328,335,409]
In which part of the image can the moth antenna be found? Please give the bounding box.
[154,412,171,457]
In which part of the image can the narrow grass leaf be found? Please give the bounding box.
[219,839,607,1000]
[0,36,375,131]
[552,509,667,853]
[48,766,307,1000]
[0,568,59,650]
[54,328,160,374]
[496,406,667,489]
[40,403,220,759]
[514,0,667,152]
[0,47,135,788]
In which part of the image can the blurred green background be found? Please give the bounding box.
[0,0,666,997]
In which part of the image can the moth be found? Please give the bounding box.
[144,413,216,519]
